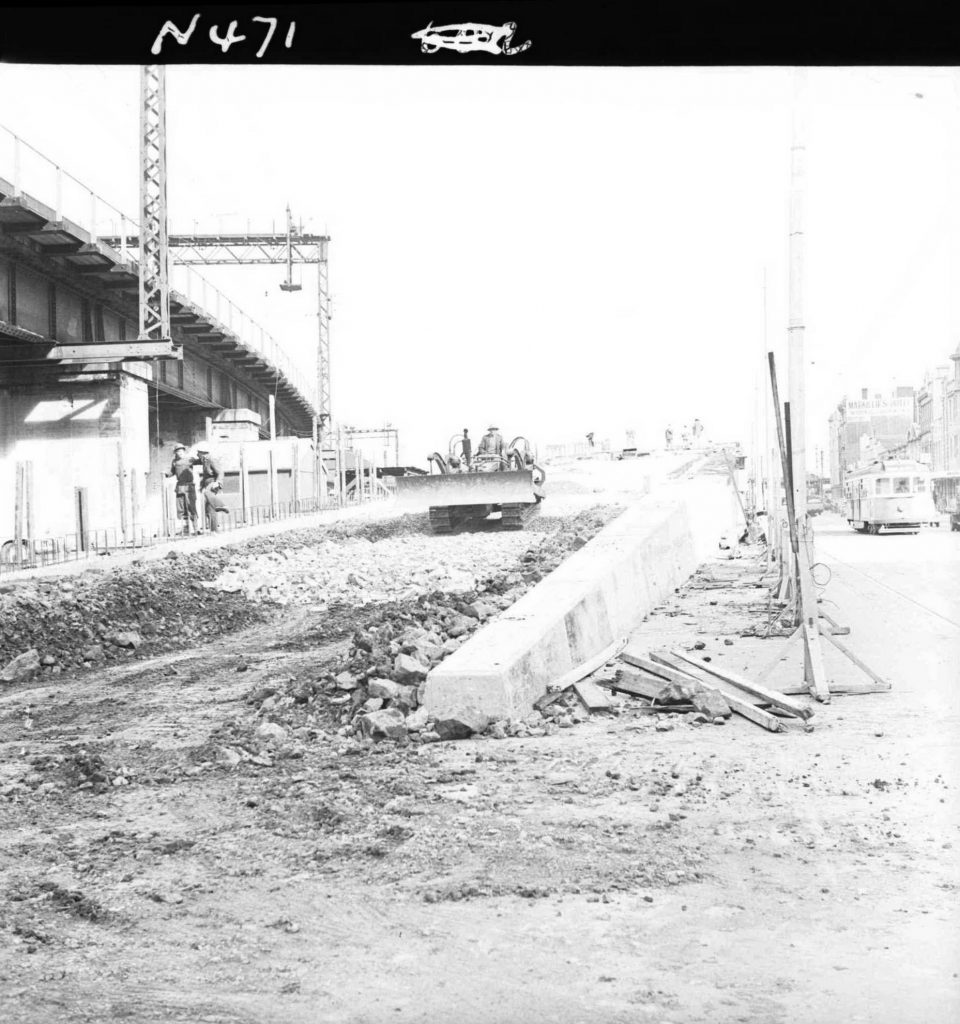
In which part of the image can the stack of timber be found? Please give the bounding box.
[599,646,818,734]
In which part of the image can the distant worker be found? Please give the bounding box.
[193,446,224,533]
[586,432,595,448]
[478,425,504,458]
[665,425,674,450]
[166,443,198,535]
[693,417,703,441]
[681,425,691,448]
[462,428,472,468]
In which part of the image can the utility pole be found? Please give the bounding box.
[788,67,808,534]
[787,67,830,702]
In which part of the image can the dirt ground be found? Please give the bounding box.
[1,459,958,1024]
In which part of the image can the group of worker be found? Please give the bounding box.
[167,443,225,535]
[665,418,704,450]
[458,425,504,468]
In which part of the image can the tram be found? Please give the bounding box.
[843,458,937,535]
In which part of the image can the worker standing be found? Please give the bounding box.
[193,446,224,533]
[693,417,703,443]
[665,425,674,450]
[462,428,472,468]
[166,443,198,535]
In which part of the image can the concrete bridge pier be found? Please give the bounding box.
[0,366,151,557]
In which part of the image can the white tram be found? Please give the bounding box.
[844,458,937,535]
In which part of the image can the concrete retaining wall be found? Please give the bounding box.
[423,475,738,721]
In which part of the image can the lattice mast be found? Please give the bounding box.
[138,65,172,345]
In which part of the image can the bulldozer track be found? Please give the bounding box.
[427,501,540,533]
[500,502,541,530]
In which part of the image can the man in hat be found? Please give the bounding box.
[478,425,504,458]
[166,443,198,535]
[193,446,224,533]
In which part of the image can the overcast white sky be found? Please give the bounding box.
[0,64,956,466]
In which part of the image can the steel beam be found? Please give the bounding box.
[0,339,182,364]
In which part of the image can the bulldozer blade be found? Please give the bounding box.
[394,470,541,509]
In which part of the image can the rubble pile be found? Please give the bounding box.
[230,506,626,746]
[0,548,270,676]
[0,507,623,697]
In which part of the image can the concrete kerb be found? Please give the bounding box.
[423,474,739,722]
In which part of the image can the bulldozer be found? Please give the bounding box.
[395,429,546,533]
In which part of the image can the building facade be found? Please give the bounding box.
[828,387,915,488]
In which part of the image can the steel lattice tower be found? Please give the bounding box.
[138,65,171,344]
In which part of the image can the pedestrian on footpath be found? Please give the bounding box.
[193,446,225,533]
[166,443,198,535]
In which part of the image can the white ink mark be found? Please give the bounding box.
[411,21,532,57]
[252,16,278,59]
[209,20,247,54]
[150,13,201,55]
[285,21,296,48]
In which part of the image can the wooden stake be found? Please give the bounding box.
[239,444,248,523]
[24,460,34,545]
[13,461,24,568]
[116,442,128,544]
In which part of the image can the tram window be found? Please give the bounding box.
[914,477,927,492]
[893,477,910,494]
[875,478,891,495]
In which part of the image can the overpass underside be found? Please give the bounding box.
[0,179,319,555]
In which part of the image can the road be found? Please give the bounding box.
[1,483,958,1024]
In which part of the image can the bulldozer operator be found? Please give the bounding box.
[478,425,504,458]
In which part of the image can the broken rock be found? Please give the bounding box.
[690,689,732,718]
[393,653,428,682]
[256,721,287,744]
[368,678,401,701]
[435,710,491,741]
[108,631,142,650]
[360,708,407,742]
[1,648,41,684]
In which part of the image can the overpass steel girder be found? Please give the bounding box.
[99,230,331,429]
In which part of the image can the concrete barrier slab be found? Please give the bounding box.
[423,476,737,722]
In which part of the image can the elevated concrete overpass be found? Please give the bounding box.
[0,155,322,555]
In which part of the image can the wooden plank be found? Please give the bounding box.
[777,680,891,696]
[650,652,783,732]
[598,671,661,701]
[818,609,850,636]
[535,637,629,709]
[620,650,692,688]
[668,648,813,720]
[822,630,893,690]
[572,679,614,711]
